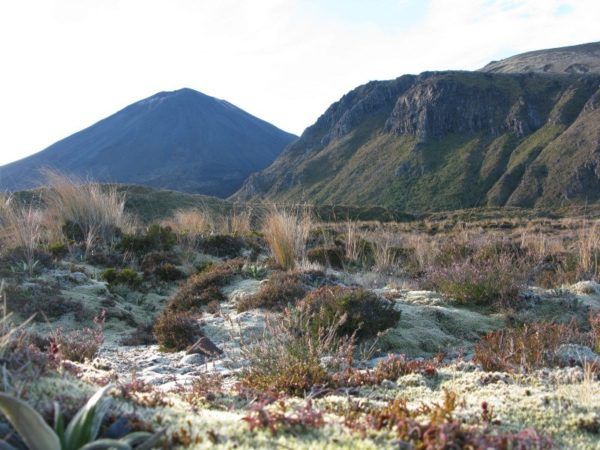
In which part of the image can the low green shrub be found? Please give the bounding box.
[307,246,345,269]
[3,283,83,321]
[237,272,307,312]
[154,312,201,351]
[140,251,180,272]
[299,286,400,339]
[48,242,68,258]
[119,224,176,255]
[198,234,245,258]
[425,251,528,306]
[101,267,142,289]
[154,263,186,282]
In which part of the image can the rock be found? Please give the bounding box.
[187,336,223,357]
[103,417,134,439]
[181,353,205,365]
[569,281,600,295]
[555,344,600,366]
[381,379,396,389]
[69,272,88,283]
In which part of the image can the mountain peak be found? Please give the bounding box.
[0,89,296,196]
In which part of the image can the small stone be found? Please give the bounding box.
[381,379,396,389]
[181,353,205,365]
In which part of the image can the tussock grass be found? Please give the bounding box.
[43,170,133,247]
[0,197,44,271]
[262,207,311,271]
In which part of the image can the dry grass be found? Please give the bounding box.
[43,170,133,248]
[575,221,600,279]
[371,232,398,273]
[0,197,44,272]
[262,207,311,271]
[344,221,362,262]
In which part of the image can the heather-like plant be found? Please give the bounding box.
[239,307,354,396]
[474,321,581,372]
[154,312,201,351]
[426,244,528,306]
[299,286,400,339]
[51,312,105,362]
[236,272,307,312]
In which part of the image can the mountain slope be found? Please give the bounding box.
[234,44,600,210]
[0,88,296,197]
[480,41,600,74]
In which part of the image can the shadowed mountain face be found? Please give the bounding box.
[233,42,600,211]
[0,88,296,197]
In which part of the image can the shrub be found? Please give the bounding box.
[3,283,83,321]
[198,234,245,258]
[47,241,68,258]
[474,321,580,372]
[237,272,307,312]
[299,286,400,339]
[154,263,186,282]
[262,208,311,271]
[120,224,176,255]
[166,260,242,313]
[239,307,354,396]
[101,267,142,289]
[153,312,202,351]
[425,246,529,306]
[307,246,345,269]
[51,313,104,362]
[140,251,180,272]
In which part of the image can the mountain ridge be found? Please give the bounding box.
[233,42,600,210]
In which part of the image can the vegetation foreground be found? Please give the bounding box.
[0,175,599,449]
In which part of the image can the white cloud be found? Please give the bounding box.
[0,0,598,165]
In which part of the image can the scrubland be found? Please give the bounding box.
[0,175,599,449]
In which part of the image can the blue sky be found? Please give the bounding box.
[0,0,598,166]
[307,0,429,31]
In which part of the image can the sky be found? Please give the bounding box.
[0,0,599,165]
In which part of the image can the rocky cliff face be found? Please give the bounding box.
[234,63,600,210]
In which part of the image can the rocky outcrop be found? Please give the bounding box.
[233,67,600,210]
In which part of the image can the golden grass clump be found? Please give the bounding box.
[262,207,311,271]
[0,197,44,260]
[43,170,133,245]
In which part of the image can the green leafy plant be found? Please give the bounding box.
[0,385,163,450]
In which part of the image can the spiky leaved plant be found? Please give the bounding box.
[0,385,163,450]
